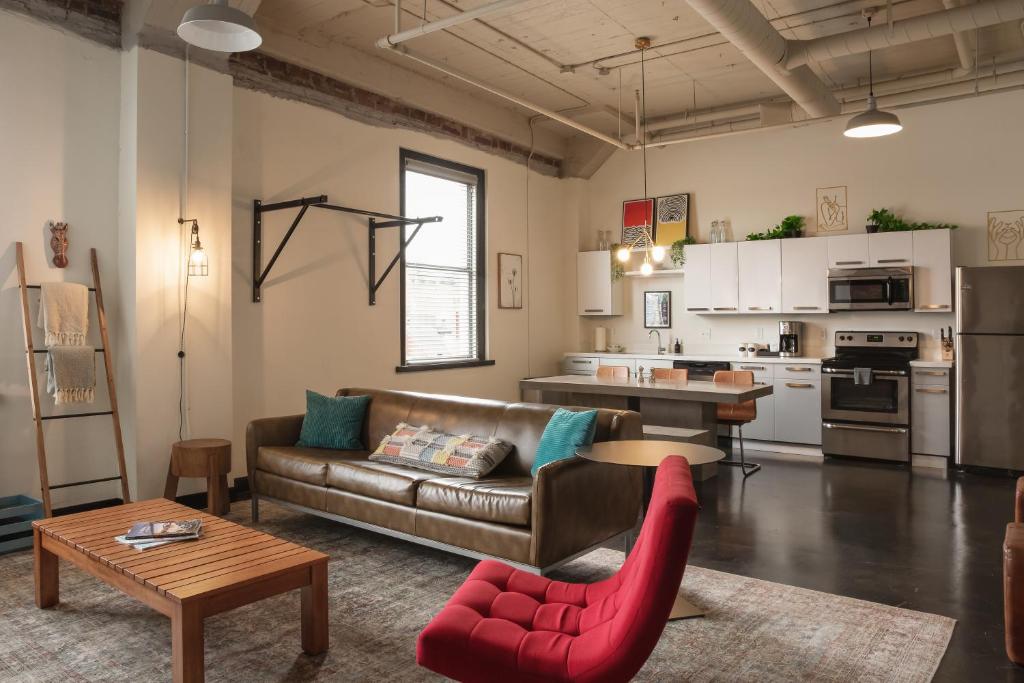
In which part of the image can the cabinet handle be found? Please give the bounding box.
[740,365,765,370]
[785,382,815,388]
[876,258,909,264]
[784,367,814,372]
[747,306,773,311]
[793,306,820,310]
[569,360,590,364]
[823,422,908,434]
[713,307,737,311]
[915,387,948,394]
[583,308,605,313]
[914,370,947,377]
[835,260,864,265]
[918,304,951,310]
[686,307,709,311]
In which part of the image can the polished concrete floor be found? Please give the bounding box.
[688,451,1021,682]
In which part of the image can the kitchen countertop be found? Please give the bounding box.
[520,374,773,403]
[565,351,822,365]
[909,359,954,368]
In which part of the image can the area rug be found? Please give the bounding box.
[0,501,954,682]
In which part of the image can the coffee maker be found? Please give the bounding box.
[779,321,803,357]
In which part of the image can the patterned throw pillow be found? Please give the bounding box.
[370,423,513,479]
[296,391,370,450]
[531,408,598,476]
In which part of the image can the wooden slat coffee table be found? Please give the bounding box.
[33,499,329,682]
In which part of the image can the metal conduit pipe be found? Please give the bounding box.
[646,102,766,133]
[786,0,1024,69]
[376,0,531,48]
[685,0,841,117]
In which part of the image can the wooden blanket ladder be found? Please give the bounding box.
[15,242,130,517]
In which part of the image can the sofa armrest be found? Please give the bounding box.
[1015,477,1024,523]
[530,456,642,569]
[245,415,304,479]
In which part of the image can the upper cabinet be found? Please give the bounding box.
[827,234,870,269]
[738,240,781,314]
[869,232,913,267]
[781,237,828,314]
[577,251,623,316]
[912,228,953,312]
[709,243,739,313]
[683,244,711,312]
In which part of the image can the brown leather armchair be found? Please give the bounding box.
[1005,477,1024,663]
[246,388,643,574]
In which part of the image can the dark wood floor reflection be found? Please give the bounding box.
[688,451,1022,682]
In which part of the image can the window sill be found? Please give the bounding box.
[395,359,496,373]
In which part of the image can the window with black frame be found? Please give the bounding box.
[398,150,491,371]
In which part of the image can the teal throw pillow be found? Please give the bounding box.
[296,391,370,450]
[531,408,598,476]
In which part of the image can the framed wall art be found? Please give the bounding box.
[816,186,848,232]
[644,290,671,329]
[988,210,1024,262]
[498,252,523,308]
[621,198,655,249]
[654,193,689,246]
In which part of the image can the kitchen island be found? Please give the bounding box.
[519,374,773,450]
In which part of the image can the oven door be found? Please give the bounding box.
[828,270,913,311]
[821,369,909,425]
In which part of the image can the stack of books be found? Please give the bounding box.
[115,519,203,550]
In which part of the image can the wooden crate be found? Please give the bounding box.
[0,495,43,554]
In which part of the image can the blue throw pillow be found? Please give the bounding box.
[531,408,598,476]
[296,391,370,450]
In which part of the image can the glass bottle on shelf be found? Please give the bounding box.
[710,220,720,243]
[719,218,730,242]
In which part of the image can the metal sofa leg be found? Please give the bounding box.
[251,493,260,523]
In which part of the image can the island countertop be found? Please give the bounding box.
[519,374,773,404]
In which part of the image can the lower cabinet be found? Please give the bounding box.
[911,369,952,457]
[773,379,822,445]
[741,394,776,441]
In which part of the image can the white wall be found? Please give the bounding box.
[0,13,122,506]
[577,90,1024,359]
[231,88,570,466]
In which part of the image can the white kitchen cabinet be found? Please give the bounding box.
[683,244,711,312]
[709,243,739,313]
[642,358,676,370]
[869,232,914,267]
[781,238,828,314]
[773,379,822,444]
[738,240,781,314]
[912,380,951,457]
[827,234,870,269]
[577,251,623,316]
[912,229,953,312]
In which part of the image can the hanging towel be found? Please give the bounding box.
[37,282,89,346]
[45,346,96,405]
[853,367,873,386]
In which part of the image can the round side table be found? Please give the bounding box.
[576,439,724,620]
[163,438,232,516]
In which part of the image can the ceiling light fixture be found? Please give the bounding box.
[614,37,663,276]
[844,15,902,139]
[177,0,262,53]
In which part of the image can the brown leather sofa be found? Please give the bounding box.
[1005,477,1024,663]
[246,388,643,574]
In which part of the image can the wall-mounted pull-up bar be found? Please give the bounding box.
[252,194,442,304]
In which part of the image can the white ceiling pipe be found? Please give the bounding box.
[384,47,631,150]
[650,113,763,140]
[785,0,1024,69]
[685,0,841,117]
[646,102,765,132]
[942,0,976,72]
[376,0,532,48]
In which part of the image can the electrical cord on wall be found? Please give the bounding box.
[178,45,191,442]
[525,115,541,379]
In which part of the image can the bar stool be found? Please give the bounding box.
[713,370,761,477]
[596,364,630,379]
[163,438,232,515]
[652,368,688,381]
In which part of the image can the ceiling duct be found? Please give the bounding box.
[685,0,841,117]
[786,0,1024,69]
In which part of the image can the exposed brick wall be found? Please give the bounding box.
[0,0,121,48]
[230,51,563,177]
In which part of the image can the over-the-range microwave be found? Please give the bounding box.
[827,266,914,311]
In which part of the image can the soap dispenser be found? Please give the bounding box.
[673,338,681,353]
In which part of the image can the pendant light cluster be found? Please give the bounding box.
[615,37,664,277]
[844,14,903,138]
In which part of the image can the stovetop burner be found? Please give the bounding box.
[822,330,919,370]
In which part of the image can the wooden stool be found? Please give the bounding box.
[164,438,232,516]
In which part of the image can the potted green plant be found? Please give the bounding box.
[866,208,957,232]
[670,236,696,267]
[609,243,625,281]
[746,215,805,241]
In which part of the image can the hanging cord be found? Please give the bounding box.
[867,15,874,98]
[639,43,651,254]
[178,46,191,442]
[525,116,540,378]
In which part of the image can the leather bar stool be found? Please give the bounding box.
[164,438,232,515]
[713,370,761,477]
[651,368,688,381]
[596,365,630,379]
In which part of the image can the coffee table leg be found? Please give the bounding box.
[34,528,59,608]
[301,561,329,655]
[172,602,204,683]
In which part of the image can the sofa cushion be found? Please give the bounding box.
[256,446,365,486]
[531,408,598,476]
[327,459,437,506]
[370,423,513,479]
[417,476,532,527]
[297,390,370,450]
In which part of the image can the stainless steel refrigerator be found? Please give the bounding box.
[956,266,1024,469]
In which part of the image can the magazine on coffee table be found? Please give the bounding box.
[125,519,202,541]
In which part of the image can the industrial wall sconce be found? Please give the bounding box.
[179,218,208,277]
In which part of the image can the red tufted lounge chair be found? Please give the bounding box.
[416,455,699,683]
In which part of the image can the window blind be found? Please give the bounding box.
[402,157,482,365]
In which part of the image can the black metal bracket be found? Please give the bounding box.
[252,194,441,304]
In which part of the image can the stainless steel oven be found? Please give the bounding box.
[828,267,913,311]
[821,367,909,426]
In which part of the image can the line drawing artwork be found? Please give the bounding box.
[816,186,848,232]
[988,211,1024,262]
[498,252,523,308]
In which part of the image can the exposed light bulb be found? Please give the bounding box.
[640,261,653,276]
[190,247,206,265]
[616,246,630,262]
[651,245,666,262]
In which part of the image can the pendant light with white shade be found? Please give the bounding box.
[177,0,262,53]
[614,37,663,276]
[844,15,902,139]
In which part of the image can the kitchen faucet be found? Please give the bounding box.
[649,329,665,355]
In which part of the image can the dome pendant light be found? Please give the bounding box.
[178,0,262,53]
[844,15,902,139]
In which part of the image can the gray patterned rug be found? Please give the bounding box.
[0,501,954,682]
